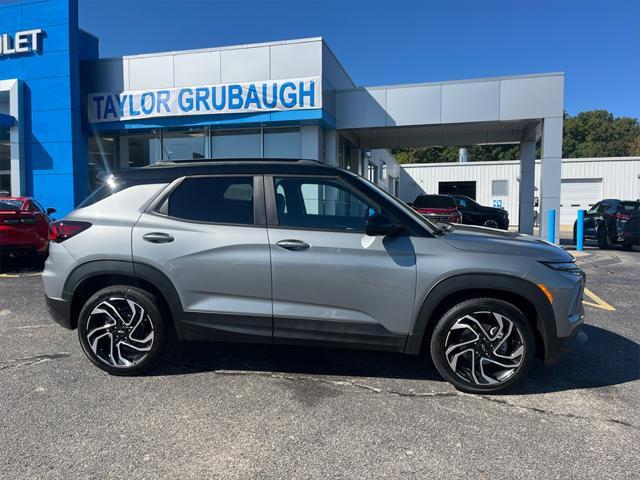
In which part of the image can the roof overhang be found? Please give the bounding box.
[335,73,563,148]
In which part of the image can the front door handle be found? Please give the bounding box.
[143,232,174,244]
[276,239,310,251]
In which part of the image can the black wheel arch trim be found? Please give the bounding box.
[404,273,557,360]
[61,259,184,330]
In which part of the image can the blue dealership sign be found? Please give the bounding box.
[88,77,321,123]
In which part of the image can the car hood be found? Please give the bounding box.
[481,206,508,216]
[443,224,573,262]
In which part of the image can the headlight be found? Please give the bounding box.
[541,261,582,273]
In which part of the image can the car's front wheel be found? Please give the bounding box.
[77,285,172,375]
[482,218,500,229]
[430,298,535,393]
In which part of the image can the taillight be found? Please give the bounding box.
[2,215,37,225]
[48,221,91,243]
[615,213,631,221]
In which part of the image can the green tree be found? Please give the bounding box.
[392,110,640,164]
[563,110,640,158]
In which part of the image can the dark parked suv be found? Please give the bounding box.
[452,195,510,230]
[574,199,640,249]
[43,159,586,393]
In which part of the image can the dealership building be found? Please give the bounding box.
[0,0,595,241]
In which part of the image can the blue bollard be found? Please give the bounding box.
[577,210,585,251]
[547,209,556,243]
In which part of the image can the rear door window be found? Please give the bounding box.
[164,176,255,225]
[413,196,456,209]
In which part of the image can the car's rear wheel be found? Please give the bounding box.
[597,226,612,249]
[483,218,500,229]
[622,240,635,250]
[430,298,535,393]
[77,286,172,375]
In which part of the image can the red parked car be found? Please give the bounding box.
[409,194,462,223]
[0,197,55,259]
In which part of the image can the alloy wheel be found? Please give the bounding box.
[85,297,155,368]
[483,219,500,229]
[444,311,525,386]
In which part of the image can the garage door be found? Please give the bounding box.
[560,178,603,224]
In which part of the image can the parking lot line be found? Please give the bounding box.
[583,287,616,311]
[0,272,41,278]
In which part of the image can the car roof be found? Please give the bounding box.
[107,158,342,183]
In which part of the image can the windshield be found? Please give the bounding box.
[348,172,439,235]
[0,199,23,211]
[413,195,456,209]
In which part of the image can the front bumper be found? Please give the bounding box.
[544,326,588,364]
[45,295,73,330]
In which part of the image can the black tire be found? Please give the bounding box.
[622,240,635,251]
[77,285,173,375]
[482,218,500,229]
[572,226,577,246]
[430,298,535,394]
[597,226,612,249]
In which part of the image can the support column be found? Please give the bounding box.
[300,126,323,161]
[518,140,536,235]
[1,79,25,196]
[539,116,563,243]
[323,129,338,166]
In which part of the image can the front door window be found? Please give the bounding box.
[273,177,376,232]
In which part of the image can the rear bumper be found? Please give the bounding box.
[621,232,640,244]
[45,295,73,330]
[544,326,588,364]
[0,245,37,256]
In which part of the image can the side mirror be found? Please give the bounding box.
[365,213,403,236]
[46,208,56,216]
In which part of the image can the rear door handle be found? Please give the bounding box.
[276,239,310,251]
[143,232,174,244]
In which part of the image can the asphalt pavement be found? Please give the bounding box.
[1,246,639,479]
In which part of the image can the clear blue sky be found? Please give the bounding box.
[79,0,639,118]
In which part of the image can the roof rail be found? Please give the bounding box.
[154,158,320,165]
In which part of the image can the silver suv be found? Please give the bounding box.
[43,159,586,393]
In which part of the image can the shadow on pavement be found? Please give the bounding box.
[559,237,639,252]
[155,324,639,394]
[0,255,45,274]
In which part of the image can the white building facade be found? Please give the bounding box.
[402,157,640,226]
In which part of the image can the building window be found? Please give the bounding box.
[492,180,509,196]
[119,132,161,168]
[87,135,117,191]
[0,126,10,194]
[211,129,261,159]
[162,129,207,160]
[263,127,301,159]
